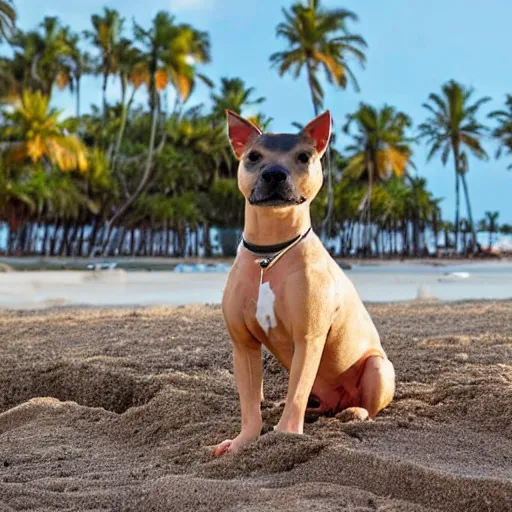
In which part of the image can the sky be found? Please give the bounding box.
[8,0,512,223]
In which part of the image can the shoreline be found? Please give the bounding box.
[0,254,510,272]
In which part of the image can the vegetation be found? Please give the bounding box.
[0,0,15,44]
[418,81,490,254]
[270,0,366,236]
[0,1,510,259]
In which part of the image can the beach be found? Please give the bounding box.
[0,259,511,308]
[0,300,511,511]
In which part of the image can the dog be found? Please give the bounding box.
[215,110,395,456]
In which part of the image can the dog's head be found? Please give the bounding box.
[226,111,331,208]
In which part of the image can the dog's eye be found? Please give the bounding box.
[297,152,310,164]
[247,151,262,163]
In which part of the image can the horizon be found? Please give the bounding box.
[5,0,512,224]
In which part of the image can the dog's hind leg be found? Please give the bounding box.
[358,356,395,419]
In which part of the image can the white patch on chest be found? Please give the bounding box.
[256,280,277,335]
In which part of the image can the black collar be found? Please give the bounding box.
[242,227,312,255]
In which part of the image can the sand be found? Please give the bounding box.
[0,300,511,511]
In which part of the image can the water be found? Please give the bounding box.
[0,262,510,309]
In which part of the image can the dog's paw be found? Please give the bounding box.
[335,407,369,422]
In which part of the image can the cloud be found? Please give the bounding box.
[170,0,214,12]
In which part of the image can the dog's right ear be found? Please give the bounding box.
[226,110,262,160]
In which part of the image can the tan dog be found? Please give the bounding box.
[215,110,395,456]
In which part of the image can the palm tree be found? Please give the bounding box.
[440,220,455,252]
[270,0,366,115]
[430,197,443,254]
[489,95,512,170]
[0,56,20,101]
[2,90,88,172]
[270,0,367,238]
[109,38,145,195]
[86,8,124,119]
[10,17,72,97]
[133,13,211,112]
[64,31,92,117]
[484,211,499,250]
[101,12,211,254]
[418,80,489,253]
[0,156,35,248]
[211,77,265,120]
[0,0,15,43]
[406,177,437,256]
[343,104,414,254]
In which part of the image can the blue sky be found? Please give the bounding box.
[9,0,512,223]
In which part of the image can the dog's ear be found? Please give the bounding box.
[302,110,332,158]
[226,110,262,159]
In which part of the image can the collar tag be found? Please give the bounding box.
[259,257,272,268]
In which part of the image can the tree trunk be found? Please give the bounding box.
[29,222,37,254]
[41,223,49,255]
[19,222,30,254]
[116,227,127,255]
[102,89,161,255]
[110,75,133,200]
[6,226,12,255]
[306,62,333,243]
[59,219,72,256]
[63,219,80,256]
[194,228,200,257]
[149,221,155,257]
[87,218,100,257]
[164,220,170,257]
[76,75,81,118]
[460,172,477,251]
[453,147,461,253]
[130,228,136,256]
[76,225,85,257]
[102,73,108,121]
[50,220,62,256]
[141,229,148,256]
[175,227,182,257]
[203,220,211,258]
[412,213,419,257]
[365,160,374,256]
[306,63,320,117]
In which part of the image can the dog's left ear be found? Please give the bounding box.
[226,110,262,159]
[302,110,332,158]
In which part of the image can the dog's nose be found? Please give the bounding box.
[261,166,289,185]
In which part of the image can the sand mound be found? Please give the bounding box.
[0,301,511,511]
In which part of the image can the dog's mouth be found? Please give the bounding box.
[249,192,306,207]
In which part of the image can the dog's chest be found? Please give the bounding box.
[255,279,277,335]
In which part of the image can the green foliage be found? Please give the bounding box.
[0,0,16,43]
[489,95,512,170]
[211,77,266,121]
[270,0,366,114]
[344,104,414,181]
[0,6,508,258]
[419,80,491,250]
[419,80,489,168]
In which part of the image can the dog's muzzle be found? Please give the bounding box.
[249,165,305,207]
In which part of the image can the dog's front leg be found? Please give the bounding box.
[215,340,262,456]
[275,275,331,434]
[275,334,326,434]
